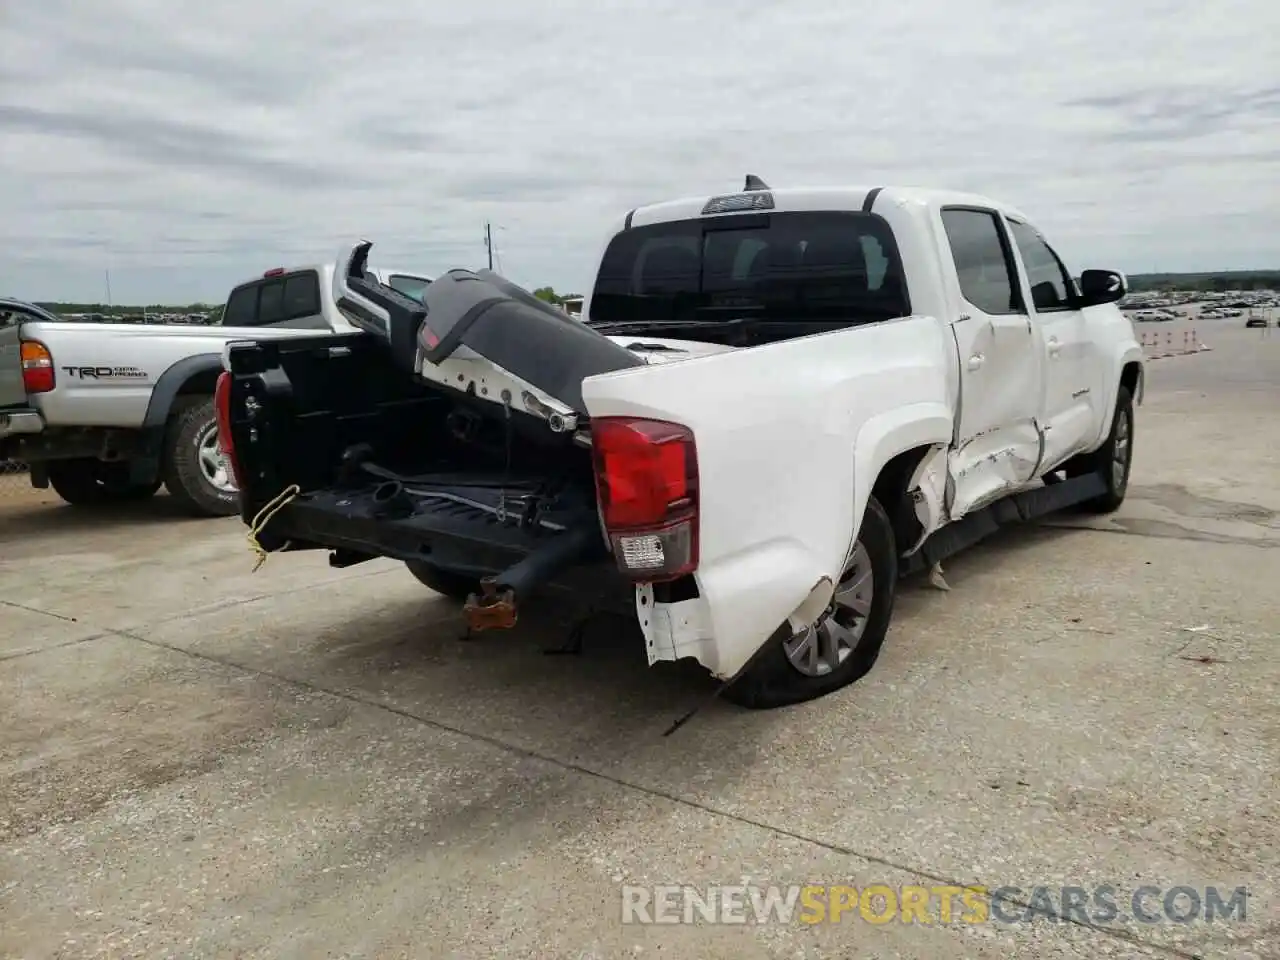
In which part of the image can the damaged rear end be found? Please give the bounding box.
[217,242,709,630]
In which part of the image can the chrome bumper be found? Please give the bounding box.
[0,409,44,440]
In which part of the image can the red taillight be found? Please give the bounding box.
[590,417,699,582]
[214,372,245,488]
[20,341,55,394]
[263,267,285,278]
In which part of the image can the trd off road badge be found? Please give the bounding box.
[60,365,149,380]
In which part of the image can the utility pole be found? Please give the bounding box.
[105,269,112,311]
[485,222,493,270]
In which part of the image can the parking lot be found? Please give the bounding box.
[1,320,1276,959]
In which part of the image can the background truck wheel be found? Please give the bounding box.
[1066,385,1134,515]
[162,398,240,517]
[46,459,161,506]
[404,561,480,601]
[724,495,898,709]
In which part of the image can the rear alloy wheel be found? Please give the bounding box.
[781,541,875,678]
[46,459,161,507]
[162,398,241,517]
[725,495,898,709]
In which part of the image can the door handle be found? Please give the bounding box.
[967,354,984,371]
[1047,336,1061,358]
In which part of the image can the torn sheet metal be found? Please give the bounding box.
[949,419,1043,519]
[637,586,716,667]
[905,444,949,554]
[786,576,836,635]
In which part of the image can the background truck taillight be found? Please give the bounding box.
[213,372,245,488]
[20,341,55,394]
[590,417,699,582]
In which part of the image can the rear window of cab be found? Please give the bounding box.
[222,271,321,327]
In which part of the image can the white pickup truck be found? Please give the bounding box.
[0,266,430,515]
[217,180,1143,708]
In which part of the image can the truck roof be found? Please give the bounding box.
[624,184,1034,230]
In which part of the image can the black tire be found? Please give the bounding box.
[1067,385,1134,514]
[724,495,898,709]
[46,459,161,507]
[161,397,241,517]
[404,561,480,601]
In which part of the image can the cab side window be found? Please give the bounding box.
[940,209,1023,316]
[388,274,431,302]
[1007,220,1075,312]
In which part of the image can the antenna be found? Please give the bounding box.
[743,174,770,191]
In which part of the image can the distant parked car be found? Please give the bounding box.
[1246,315,1267,328]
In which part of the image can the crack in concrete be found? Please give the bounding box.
[1044,519,1278,548]
[0,598,81,623]
[0,632,109,663]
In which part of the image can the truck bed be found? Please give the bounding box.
[224,332,607,584]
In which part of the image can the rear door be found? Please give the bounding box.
[936,207,1045,516]
[1004,217,1101,472]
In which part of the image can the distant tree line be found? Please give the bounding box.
[531,287,582,305]
[1126,271,1280,293]
[34,301,216,316]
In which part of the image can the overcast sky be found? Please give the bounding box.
[2,0,1277,305]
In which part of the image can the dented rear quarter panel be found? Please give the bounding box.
[581,314,955,678]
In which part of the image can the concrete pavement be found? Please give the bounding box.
[1,320,1276,959]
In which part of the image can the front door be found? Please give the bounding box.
[1005,218,1100,473]
[938,207,1045,518]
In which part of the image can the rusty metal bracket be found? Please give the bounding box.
[463,578,518,631]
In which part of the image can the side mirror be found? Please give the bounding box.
[1078,269,1127,307]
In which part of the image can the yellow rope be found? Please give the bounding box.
[246,484,301,572]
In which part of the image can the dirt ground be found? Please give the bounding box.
[1,318,1276,959]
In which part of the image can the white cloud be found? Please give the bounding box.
[2,0,1278,304]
